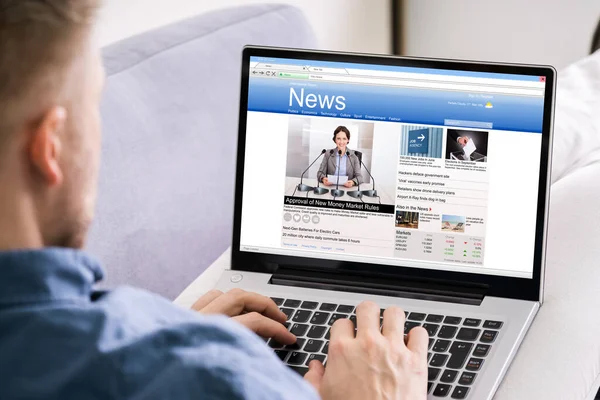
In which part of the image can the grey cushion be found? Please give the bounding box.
[87,4,317,299]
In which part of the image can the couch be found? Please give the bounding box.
[89,3,600,399]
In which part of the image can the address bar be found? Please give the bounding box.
[307,73,544,96]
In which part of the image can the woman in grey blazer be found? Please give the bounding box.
[317,126,364,188]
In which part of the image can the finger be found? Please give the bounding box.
[330,318,354,341]
[381,306,406,343]
[406,326,429,358]
[355,301,380,338]
[304,360,325,391]
[233,312,296,344]
[191,289,223,312]
[202,289,287,323]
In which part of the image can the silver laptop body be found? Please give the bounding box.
[214,46,555,400]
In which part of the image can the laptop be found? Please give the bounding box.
[213,46,555,399]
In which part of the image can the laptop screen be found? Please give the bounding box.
[239,55,547,279]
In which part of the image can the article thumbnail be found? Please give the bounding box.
[395,211,419,229]
[441,215,466,233]
[284,116,397,209]
[445,129,488,162]
[399,125,444,158]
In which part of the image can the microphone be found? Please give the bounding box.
[312,150,334,195]
[295,149,326,194]
[356,150,377,198]
[331,149,345,198]
[346,150,362,199]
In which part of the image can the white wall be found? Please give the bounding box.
[404,0,600,71]
[96,0,391,54]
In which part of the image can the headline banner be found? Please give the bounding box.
[284,196,395,214]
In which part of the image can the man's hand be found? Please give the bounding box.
[344,181,354,188]
[304,301,428,400]
[192,289,295,345]
[457,136,469,147]
[322,177,331,186]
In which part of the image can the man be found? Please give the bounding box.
[0,1,428,399]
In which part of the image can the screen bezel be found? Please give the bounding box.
[232,46,555,302]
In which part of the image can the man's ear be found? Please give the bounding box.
[28,106,66,186]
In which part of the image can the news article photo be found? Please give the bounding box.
[441,215,466,233]
[284,115,396,205]
[399,125,444,158]
[395,210,419,229]
[445,129,489,162]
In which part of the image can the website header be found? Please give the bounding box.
[248,77,545,133]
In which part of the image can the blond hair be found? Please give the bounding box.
[0,0,100,149]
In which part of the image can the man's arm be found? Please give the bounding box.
[98,288,319,400]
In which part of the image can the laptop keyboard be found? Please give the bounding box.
[268,297,504,399]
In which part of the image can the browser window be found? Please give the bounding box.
[240,56,546,279]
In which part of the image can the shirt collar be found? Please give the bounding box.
[0,248,104,306]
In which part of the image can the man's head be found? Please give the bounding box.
[0,0,103,250]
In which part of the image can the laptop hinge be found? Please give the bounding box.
[270,267,486,306]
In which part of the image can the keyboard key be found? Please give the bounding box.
[320,303,337,311]
[304,339,324,353]
[322,341,329,354]
[483,320,503,329]
[289,365,308,376]
[307,325,327,339]
[438,325,458,339]
[444,316,462,325]
[456,327,480,341]
[269,339,284,349]
[337,305,354,313]
[284,338,306,351]
[433,384,451,397]
[480,330,498,343]
[328,313,348,325]
[427,382,433,394]
[290,323,309,337]
[325,328,331,340]
[274,350,289,361]
[408,312,426,321]
[428,367,441,381]
[270,297,284,306]
[427,352,432,361]
[428,338,434,349]
[426,314,444,323]
[458,372,477,386]
[301,301,318,310]
[440,369,458,383]
[447,342,473,369]
[473,344,490,357]
[305,353,326,366]
[463,318,481,327]
[280,308,294,320]
[288,351,308,365]
[430,353,448,367]
[310,312,331,325]
[284,299,301,308]
[451,386,470,399]
[285,322,291,330]
[404,321,421,334]
[292,310,312,323]
[433,339,451,353]
[423,323,440,336]
[466,357,484,371]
